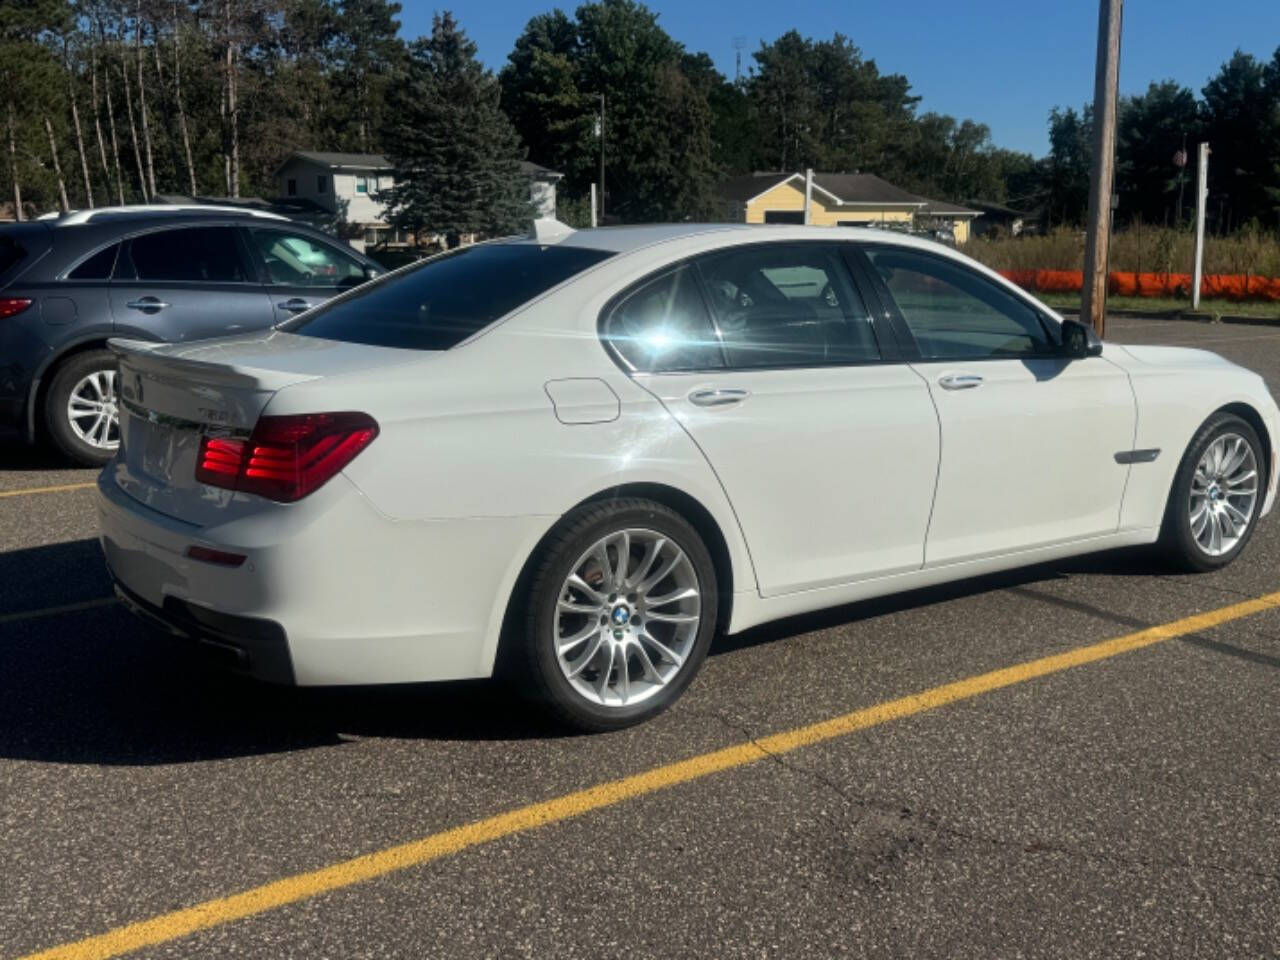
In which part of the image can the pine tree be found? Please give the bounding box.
[380,13,532,247]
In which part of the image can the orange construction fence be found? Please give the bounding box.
[997,269,1280,302]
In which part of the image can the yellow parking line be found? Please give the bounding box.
[22,588,1280,960]
[0,597,116,626]
[0,481,97,499]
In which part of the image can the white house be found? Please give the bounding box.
[274,151,398,251]
[275,151,564,251]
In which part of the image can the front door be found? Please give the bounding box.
[859,244,1136,565]
[109,225,274,342]
[243,227,371,324]
[603,242,941,597]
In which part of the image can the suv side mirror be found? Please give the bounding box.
[1060,318,1103,359]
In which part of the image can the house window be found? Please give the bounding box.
[286,178,297,197]
[356,176,369,194]
[363,228,378,245]
[316,175,328,194]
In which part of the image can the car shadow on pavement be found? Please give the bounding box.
[0,540,564,767]
[2,538,1267,767]
[710,546,1180,657]
[0,431,81,472]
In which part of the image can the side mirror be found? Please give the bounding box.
[1060,318,1103,359]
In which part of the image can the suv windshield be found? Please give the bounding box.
[284,242,615,350]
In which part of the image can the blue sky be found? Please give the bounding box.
[399,0,1280,158]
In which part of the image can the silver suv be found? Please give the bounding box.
[0,206,381,464]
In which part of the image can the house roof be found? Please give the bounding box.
[963,199,1035,219]
[520,160,564,180]
[277,151,392,175]
[717,171,929,208]
[810,173,925,206]
[717,172,794,203]
[917,197,981,218]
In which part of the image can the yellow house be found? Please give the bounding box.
[719,171,981,244]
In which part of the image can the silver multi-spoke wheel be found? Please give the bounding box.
[553,527,701,708]
[66,369,120,451]
[1189,432,1258,557]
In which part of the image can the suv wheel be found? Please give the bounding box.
[44,349,120,466]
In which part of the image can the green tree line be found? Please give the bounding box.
[3,0,1279,236]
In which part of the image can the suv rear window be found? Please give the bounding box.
[284,243,614,350]
[0,235,27,278]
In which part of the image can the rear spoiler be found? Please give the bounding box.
[108,337,320,393]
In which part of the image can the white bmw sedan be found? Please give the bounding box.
[98,223,1279,729]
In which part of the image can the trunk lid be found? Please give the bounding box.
[109,330,415,526]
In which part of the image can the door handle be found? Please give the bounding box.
[938,373,984,391]
[125,296,170,313]
[688,387,749,408]
[277,298,312,313]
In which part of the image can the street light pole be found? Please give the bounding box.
[1081,0,1123,338]
[598,93,605,223]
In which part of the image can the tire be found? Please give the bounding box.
[513,497,719,732]
[43,349,121,467]
[1159,412,1266,572]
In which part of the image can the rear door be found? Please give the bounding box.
[109,225,275,341]
[243,227,372,324]
[611,242,941,597]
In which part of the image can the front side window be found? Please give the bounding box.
[696,243,878,368]
[128,227,247,283]
[250,229,366,287]
[864,247,1051,360]
[603,266,724,373]
[286,242,614,351]
[316,175,328,193]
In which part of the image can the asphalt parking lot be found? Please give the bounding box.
[2,315,1279,959]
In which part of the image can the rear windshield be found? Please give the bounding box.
[284,242,615,350]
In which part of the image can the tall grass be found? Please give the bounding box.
[965,223,1280,277]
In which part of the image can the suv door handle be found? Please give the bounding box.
[277,298,312,313]
[938,373,984,391]
[125,296,170,313]
[688,387,749,407]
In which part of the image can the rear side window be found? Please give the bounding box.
[286,243,614,351]
[128,227,248,283]
[67,243,120,280]
[0,235,26,277]
[696,243,878,368]
[602,266,724,372]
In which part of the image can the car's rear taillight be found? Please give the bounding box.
[0,297,33,319]
[196,412,378,502]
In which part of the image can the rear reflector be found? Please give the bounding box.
[186,545,247,567]
[196,412,378,502]
[0,297,33,319]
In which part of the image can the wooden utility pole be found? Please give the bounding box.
[1080,0,1123,337]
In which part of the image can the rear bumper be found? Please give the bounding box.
[97,467,551,685]
[112,576,295,684]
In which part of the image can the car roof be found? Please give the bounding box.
[522,222,959,257]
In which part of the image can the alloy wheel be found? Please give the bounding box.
[553,527,701,708]
[1189,432,1258,557]
[66,369,120,451]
